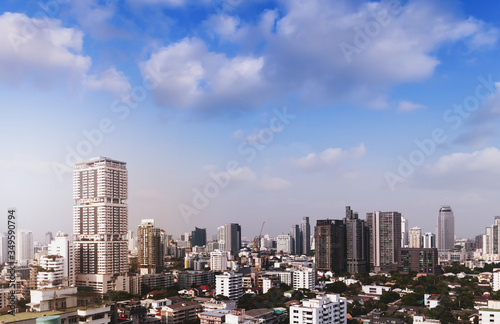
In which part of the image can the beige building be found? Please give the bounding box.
[163,301,202,324]
[73,157,129,293]
[409,227,422,248]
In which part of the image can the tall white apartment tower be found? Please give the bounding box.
[48,232,75,287]
[73,157,128,293]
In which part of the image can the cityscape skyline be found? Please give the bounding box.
[3,0,500,241]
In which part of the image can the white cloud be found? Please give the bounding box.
[128,0,185,6]
[0,12,91,88]
[141,37,268,111]
[292,143,366,171]
[260,176,291,191]
[228,166,257,182]
[397,100,427,113]
[424,147,500,176]
[87,67,131,98]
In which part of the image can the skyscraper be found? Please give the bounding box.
[436,206,455,254]
[73,157,128,293]
[45,231,53,246]
[290,224,301,255]
[401,217,409,248]
[409,227,422,248]
[366,211,402,272]
[277,234,292,254]
[138,219,164,274]
[16,229,34,266]
[222,223,241,257]
[191,227,207,247]
[315,219,346,273]
[344,206,370,273]
[301,217,311,255]
[48,232,75,287]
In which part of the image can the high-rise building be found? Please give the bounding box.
[222,223,241,257]
[436,206,455,254]
[315,219,346,273]
[48,232,75,287]
[422,233,436,249]
[293,268,316,290]
[366,211,402,272]
[45,232,53,246]
[399,248,440,275]
[301,217,311,255]
[73,157,128,293]
[0,233,7,265]
[344,206,369,274]
[137,219,164,274]
[210,250,228,271]
[401,217,409,248]
[409,227,422,248]
[16,229,34,266]
[217,226,225,252]
[191,227,207,247]
[483,217,500,256]
[290,224,301,255]
[277,234,292,254]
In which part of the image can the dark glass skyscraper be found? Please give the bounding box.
[301,217,311,255]
[315,219,346,273]
[191,227,207,247]
[344,206,369,273]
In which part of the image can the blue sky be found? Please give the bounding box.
[1,0,500,242]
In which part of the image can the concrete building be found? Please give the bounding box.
[177,270,215,289]
[138,219,164,274]
[361,285,391,295]
[220,224,241,258]
[366,211,402,272]
[301,217,311,255]
[290,294,347,324]
[215,272,243,300]
[399,248,440,276]
[436,206,455,255]
[315,220,346,273]
[409,227,422,248]
[401,217,409,248]
[422,233,436,249]
[163,301,202,324]
[344,206,370,274]
[48,232,75,287]
[293,268,316,290]
[29,286,78,312]
[479,300,500,324]
[424,294,441,309]
[277,234,292,254]
[192,227,207,247]
[77,306,112,324]
[291,225,301,255]
[37,255,65,288]
[210,250,228,271]
[493,268,500,292]
[16,229,34,266]
[73,157,129,293]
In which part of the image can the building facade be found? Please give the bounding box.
[344,206,369,274]
[73,157,129,293]
[290,294,347,324]
[215,272,243,300]
[315,220,346,273]
[436,206,455,254]
[138,219,164,275]
[409,227,422,248]
[366,211,402,272]
[277,234,292,254]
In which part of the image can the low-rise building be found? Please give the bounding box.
[479,300,500,323]
[361,286,391,296]
[424,294,441,309]
[290,294,347,324]
[78,306,112,324]
[163,301,202,324]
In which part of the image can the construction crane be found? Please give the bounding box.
[253,221,265,289]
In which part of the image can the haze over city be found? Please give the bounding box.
[2,0,500,241]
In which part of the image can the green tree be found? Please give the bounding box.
[325,281,347,294]
[380,291,400,304]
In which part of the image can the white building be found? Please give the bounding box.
[16,229,34,266]
[361,285,391,295]
[290,294,347,324]
[277,234,292,254]
[73,157,129,293]
[77,306,111,324]
[37,255,65,288]
[216,272,243,300]
[493,268,500,292]
[262,278,272,294]
[273,271,292,286]
[401,217,409,248]
[480,300,500,323]
[424,294,441,309]
[293,268,316,290]
[210,250,228,271]
[422,233,436,248]
[48,232,75,287]
[29,286,78,312]
[413,315,440,323]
